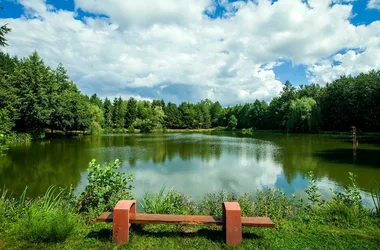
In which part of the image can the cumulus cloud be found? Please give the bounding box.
[367,0,380,10]
[1,0,379,104]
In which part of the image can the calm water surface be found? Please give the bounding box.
[1,132,379,203]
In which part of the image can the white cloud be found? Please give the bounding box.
[1,0,379,104]
[307,21,380,83]
[367,0,380,10]
[74,0,212,29]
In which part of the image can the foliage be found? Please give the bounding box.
[305,171,324,208]
[88,104,104,135]
[242,127,254,135]
[228,115,238,130]
[287,97,320,133]
[371,186,380,217]
[0,7,11,47]
[13,186,76,243]
[77,159,134,214]
[128,125,136,133]
[14,203,76,243]
[0,172,380,249]
[253,189,300,220]
[1,49,379,136]
[330,172,362,207]
[125,97,137,128]
[141,185,195,215]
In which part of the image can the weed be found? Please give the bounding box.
[77,159,134,214]
[15,204,76,243]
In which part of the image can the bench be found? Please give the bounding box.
[96,200,275,246]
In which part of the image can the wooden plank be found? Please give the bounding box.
[130,213,224,225]
[242,217,275,228]
[97,212,275,228]
[97,212,113,222]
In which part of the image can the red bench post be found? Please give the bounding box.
[113,200,136,244]
[223,202,242,246]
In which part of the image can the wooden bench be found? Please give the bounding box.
[96,200,275,246]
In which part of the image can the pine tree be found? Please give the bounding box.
[103,98,113,128]
[125,97,137,128]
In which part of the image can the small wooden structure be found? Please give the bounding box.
[97,200,275,246]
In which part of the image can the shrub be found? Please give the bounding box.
[77,159,134,214]
[12,186,76,243]
[330,172,362,207]
[128,125,136,133]
[242,128,254,135]
[140,120,155,133]
[305,171,325,210]
[89,121,102,135]
[253,189,300,220]
[196,192,255,217]
[15,204,76,243]
[197,191,228,216]
[141,185,195,215]
[371,186,380,217]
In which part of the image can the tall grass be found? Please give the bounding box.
[371,186,380,217]
[140,184,195,215]
[6,186,78,243]
[140,173,378,229]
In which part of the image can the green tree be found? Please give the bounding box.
[9,52,56,138]
[125,97,137,128]
[179,102,196,129]
[89,94,103,110]
[228,115,238,130]
[0,7,11,47]
[165,102,181,128]
[103,98,113,128]
[113,97,126,129]
[88,104,104,135]
[210,101,222,127]
[287,97,320,133]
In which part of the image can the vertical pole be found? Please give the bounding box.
[113,200,136,244]
[223,202,242,246]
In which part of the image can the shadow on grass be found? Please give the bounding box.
[314,148,380,168]
[86,225,261,243]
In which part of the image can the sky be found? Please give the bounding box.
[0,0,379,105]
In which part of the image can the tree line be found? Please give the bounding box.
[1,51,380,138]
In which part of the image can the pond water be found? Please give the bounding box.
[1,132,379,204]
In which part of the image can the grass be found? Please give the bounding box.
[1,218,379,250]
[0,166,379,249]
[371,186,380,217]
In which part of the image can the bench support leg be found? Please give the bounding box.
[223,202,242,246]
[113,200,136,244]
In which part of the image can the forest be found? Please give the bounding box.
[1,50,380,139]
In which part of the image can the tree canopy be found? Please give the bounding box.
[1,49,379,137]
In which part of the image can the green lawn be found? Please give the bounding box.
[2,219,379,250]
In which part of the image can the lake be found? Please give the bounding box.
[1,132,379,204]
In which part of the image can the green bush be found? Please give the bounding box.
[371,186,380,217]
[141,185,195,215]
[15,204,76,243]
[196,191,255,217]
[320,200,370,227]
[242,128,254,135]
[89,121,102,135]
[330,172,362,207]
[140,120,155,133]
[77,159,134,214]
[253,189,300,220]
[128,125,136,133]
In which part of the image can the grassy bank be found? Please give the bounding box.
[0,160,379,249]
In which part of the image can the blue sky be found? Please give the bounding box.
[1,0,379,104]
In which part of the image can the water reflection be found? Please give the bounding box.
[0,133,379,199]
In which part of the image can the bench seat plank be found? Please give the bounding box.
[97,212,274,228]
